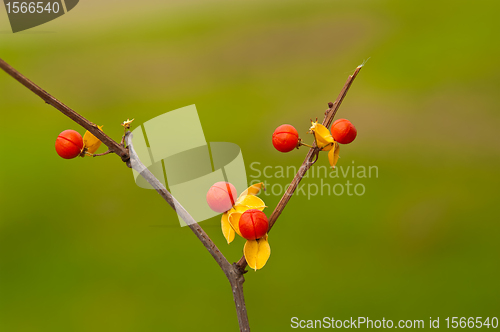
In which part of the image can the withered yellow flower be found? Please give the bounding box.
[309,121,334,151]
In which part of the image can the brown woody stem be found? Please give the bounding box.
[1,55,363,331]
[0,57,250,332]
[236,65,363,270]
[125,133,250,331]
[0,58,130,163]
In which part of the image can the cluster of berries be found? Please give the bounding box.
[272,118,357,152]
[207,182,268,241]
[206,181,270,270]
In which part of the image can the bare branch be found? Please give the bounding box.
[0,57,130,163]
[0,57,250,332]
[1,55,363,331]
[236,65,363,270]
[125,132,250,331]
[125,132,234,272]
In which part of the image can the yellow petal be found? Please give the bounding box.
[228,212,243,237]
[328,142,340,168]
[233,205,249,213]
[238,182,264,199]
[309,122,334,151]
[83,125,103,154]
[235,195,266,210]
[244,236,271,271]
[221,212,235,244]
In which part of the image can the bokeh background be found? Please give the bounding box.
[1,1,499,331]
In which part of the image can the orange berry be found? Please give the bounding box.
[239,209,269,241]
[206,182,237,213]
[272,124,299,152]
[55,130,83,159]
[331,119,357,144]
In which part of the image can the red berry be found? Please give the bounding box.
[206,182,237,213]
[55,130,83,159]
[272,124,299,152]
[239,209,269,241]
[331,119,357,144]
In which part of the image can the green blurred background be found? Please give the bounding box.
[1,0,499,331]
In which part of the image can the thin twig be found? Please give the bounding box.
[236,65,363,270]
[93,150,112,157]
[0,57,130,163]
